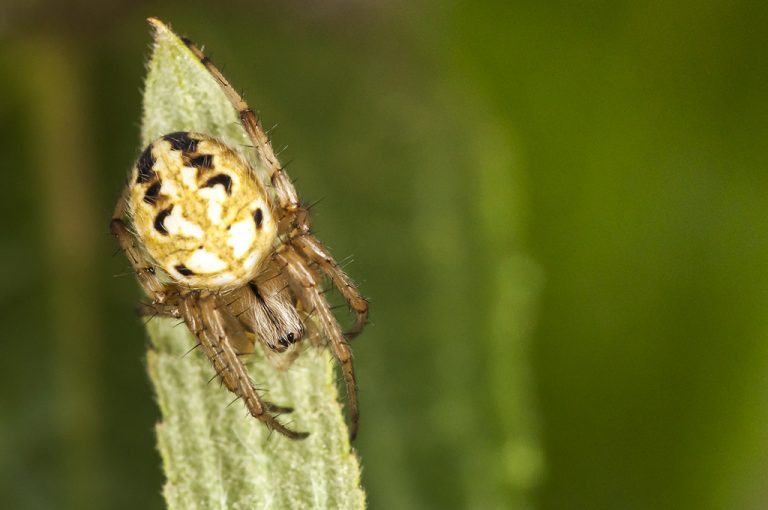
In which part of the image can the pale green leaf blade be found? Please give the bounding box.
[140,18,365,510]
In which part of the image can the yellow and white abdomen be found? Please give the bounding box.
[128,132,277,289]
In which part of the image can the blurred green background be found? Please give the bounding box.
[1,1,767,509]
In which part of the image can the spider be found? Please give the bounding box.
[111,18,368,440]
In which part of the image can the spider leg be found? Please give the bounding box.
[110,186,169,303]
[263,402,294,414]
[136,301,182,319]
[174,27,299,213]
[219,286,259,356]
[276,247,360,440]
[293,234,369,339]
[180,291,309,440]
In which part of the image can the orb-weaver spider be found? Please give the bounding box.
[111,18,368,440]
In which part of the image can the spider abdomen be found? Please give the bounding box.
[128,132,277,289]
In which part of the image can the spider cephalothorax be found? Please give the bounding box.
[112,18,368,440]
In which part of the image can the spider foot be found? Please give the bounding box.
[263,414,309,440]
[263,402,294,414]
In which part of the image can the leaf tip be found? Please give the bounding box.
[147,17,171,38]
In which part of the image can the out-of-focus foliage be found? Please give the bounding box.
[0,1,766,509]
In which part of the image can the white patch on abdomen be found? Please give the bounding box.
[207,272,237,287]
[227,218,256,259]
[164,206,204,238]
[197,186,226,224]
[186,248,228,273]
[242,250,260,274]
[160,179,180,199]
[180,166,198,189]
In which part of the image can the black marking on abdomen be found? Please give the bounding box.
[143,181,162,205]
[203,173,232,194]
[174,264,194,276]
[136,146,156,183]
[185,153,214,169]
[154,206,172,235]
[164,132,199,153]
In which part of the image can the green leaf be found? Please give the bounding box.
[141,18,365,510]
